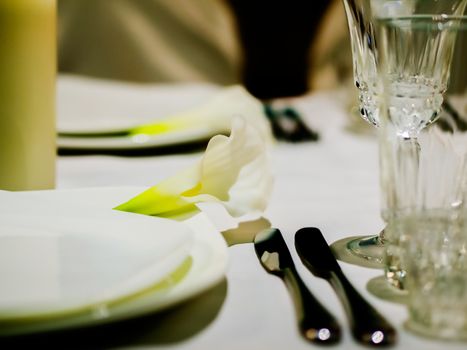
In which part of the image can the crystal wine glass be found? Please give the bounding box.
[377,14,467,289]
[339,0,467,265]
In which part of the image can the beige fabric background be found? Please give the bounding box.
[58,0,351,92]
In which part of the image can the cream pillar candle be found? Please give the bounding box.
[0,0,56,190]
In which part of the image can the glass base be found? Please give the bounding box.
[330,235,384,269]
[347,233,408,291]
[346,234,386,264]
[366,276,409,304]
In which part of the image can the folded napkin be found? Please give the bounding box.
[115,115,274,218]
[58,80,272,140]
[0,191,192,317]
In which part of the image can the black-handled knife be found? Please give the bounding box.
[254,228,341,344]
[295,227,397,346]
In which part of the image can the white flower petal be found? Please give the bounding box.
[183,117,273,216]
[116,115,273,218]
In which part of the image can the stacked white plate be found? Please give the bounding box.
[0,187,228,336]
[56,76,221,150]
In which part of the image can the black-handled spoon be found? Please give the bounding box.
[295,227,397,346]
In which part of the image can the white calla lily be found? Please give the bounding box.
[115,117,273,218]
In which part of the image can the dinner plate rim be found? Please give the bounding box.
[57,126,218,150]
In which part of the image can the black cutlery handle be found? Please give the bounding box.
[282,267,341,344]
[330,270,397,346]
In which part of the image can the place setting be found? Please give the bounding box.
[0,105,276,336]
[1,0,467,349]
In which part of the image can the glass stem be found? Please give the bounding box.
[395,136,421,213]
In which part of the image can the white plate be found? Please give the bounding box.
[57,76,222,150]
[0,187,228,336]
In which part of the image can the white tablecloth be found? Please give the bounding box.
[20,78,463,349]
